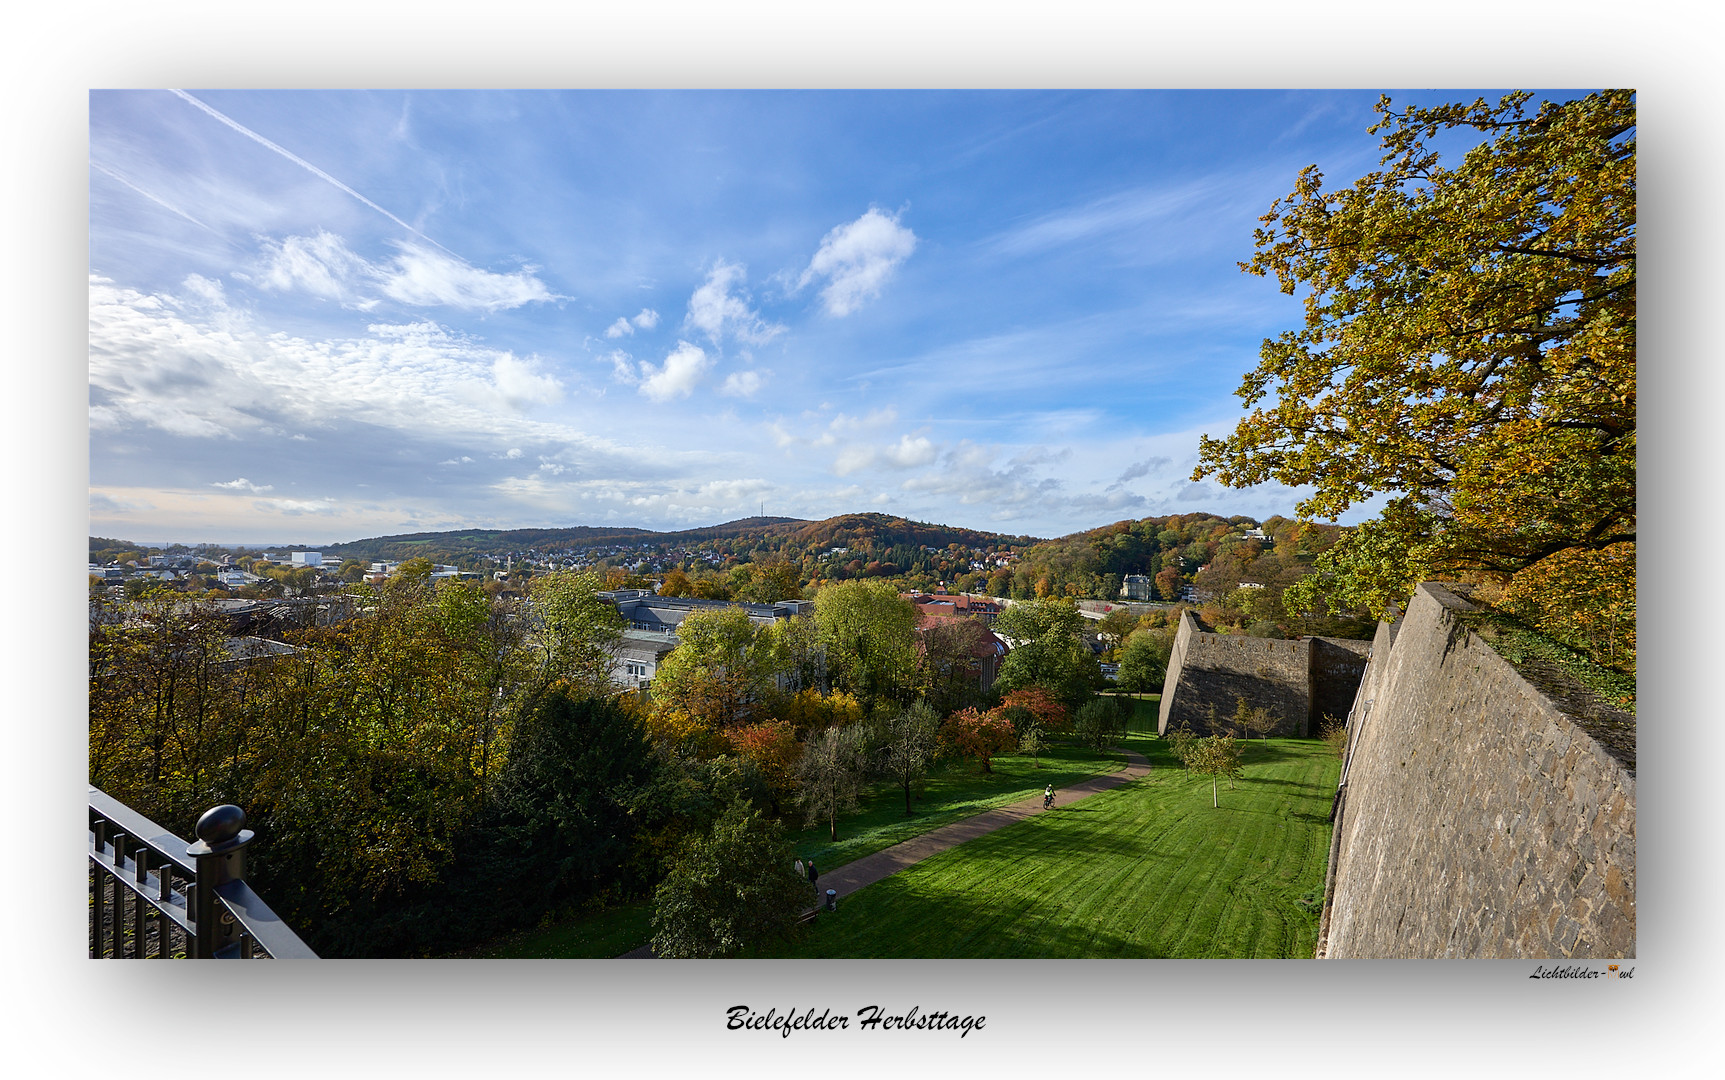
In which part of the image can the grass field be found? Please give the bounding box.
[757,734,1340,959]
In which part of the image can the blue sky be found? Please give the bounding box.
[91,89,1509,545]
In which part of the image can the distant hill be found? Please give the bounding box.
[315,513,1040,564]
[91,513,1047,567]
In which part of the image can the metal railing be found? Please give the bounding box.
[88,787,317,959]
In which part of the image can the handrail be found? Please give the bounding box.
[89,787,317,959]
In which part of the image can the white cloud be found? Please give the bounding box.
[685,262,784,346]
[638,341,712,402]
[605,308,661,338]
[252,231,554,312]
[883,434,937,468]
[831,431,939,476]
[799,208,917,316]
[607,349,639,384]
[488,354,564,410]
[251,497,340,515]
[181,274,227,306]
[212,477,273,493]
[504,448,524,459]
[720,370,764,398]
[256,230,369,300]
[376,242,554,311]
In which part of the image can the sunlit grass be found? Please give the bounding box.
[761,737,1339,959]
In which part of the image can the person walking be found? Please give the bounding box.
[807,859,819,889]
[795,858,805,880]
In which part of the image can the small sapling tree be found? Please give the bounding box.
[1190,734,1243,808]
[1018,723,1047,769]
[1166,723,1198,773]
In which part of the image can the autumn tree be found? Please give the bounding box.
[651,606,774,732]
[1234,697,1279,741]
[725,718,802,815]
[940,707,1017,774]
[997,686,1070,736]
[1195,91,1635,668]
[915,616,995,715]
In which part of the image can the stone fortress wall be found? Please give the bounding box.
[1318,583,1636,959]
[1156,610,1370,738]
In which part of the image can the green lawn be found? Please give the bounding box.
[758,735,1339,958]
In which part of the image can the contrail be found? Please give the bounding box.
[91,159,214,233]
[168,89,457,256]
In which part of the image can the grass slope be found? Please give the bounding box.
[759,735,1339,959]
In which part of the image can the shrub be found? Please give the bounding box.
[1073,697,1127,750]
[1320,715,1348,759]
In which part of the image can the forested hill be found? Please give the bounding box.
[312,514,1040,563]
[90,513,1045,567]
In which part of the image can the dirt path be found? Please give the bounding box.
[619,745,1153,958]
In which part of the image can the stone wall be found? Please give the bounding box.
[1156,611,1368,738]
[1319,583,1636,959]
[1310,637,1371,727]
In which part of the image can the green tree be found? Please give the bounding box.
[528,570,625,694]
[814,580,917,709]
[1195,91,1635,659]
[1095,608,1139,652]
[650,800,813,958]
[1115,626,1173,694]
[760,613,825,694]
[993,597,1098,711]
[1073,697,1127,751]
[479,690,666,925]
[1165,723,1198,774]
[1017,723,1047,769]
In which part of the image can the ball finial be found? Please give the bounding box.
[195,804,246,847]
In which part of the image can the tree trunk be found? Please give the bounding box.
[1212,776,1218,808]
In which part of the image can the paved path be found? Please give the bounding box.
[619,745,1153,958]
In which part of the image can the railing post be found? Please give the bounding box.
[186,804,253,959]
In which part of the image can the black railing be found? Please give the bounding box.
[88,787,317,959]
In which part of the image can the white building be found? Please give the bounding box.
[291,551,323,567]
